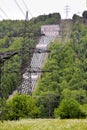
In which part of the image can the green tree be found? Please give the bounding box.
[54,99,84,119]
[82,11,87,19]
[72,14,81,23]
[61,89,87,104]
[5,94,39,120]
[80,104,87,117]
[37,91,59,118]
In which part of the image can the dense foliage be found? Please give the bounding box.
[54,98,85,119]
[33,21,87,118]
[0,11,87,120]
[4,94,39,120]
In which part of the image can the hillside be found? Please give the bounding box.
[0,12,87,121]
[33,20,87,118]
[0,12,61,98]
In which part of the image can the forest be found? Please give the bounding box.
[0,11,87,120]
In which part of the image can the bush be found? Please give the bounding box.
[54,98,85,119]
[5,94,39,120]
[80,104,87,117]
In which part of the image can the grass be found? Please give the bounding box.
[0,119,87,130]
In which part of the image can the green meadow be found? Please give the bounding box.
[0,119,87,130]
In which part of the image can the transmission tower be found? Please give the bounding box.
[64,5,70,19]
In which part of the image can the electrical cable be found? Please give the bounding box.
[0,14,3,19]
[0,8,9,19]
[14,0,25,17]
[21,0,33,18]
[21,0,28,10]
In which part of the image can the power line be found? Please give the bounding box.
[21,0,33,18]
[0,14,3,19]
[21,0,28,10]
[14,0,25,17]
[0,8,9,19]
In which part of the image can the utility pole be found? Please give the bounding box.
[0,51,18,122]
[0,62,4,122]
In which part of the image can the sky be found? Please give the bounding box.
[0,0,87,20]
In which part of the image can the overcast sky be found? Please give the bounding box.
[0,0,87,20]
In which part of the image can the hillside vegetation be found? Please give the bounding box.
[0,11,87,121]
[0,12,61,98]
[32,21,87,118]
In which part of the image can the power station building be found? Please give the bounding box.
[41,25,60,36]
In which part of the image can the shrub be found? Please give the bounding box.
[80,104,87,117]
[54,98,85,119]
[5,94,39,120]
